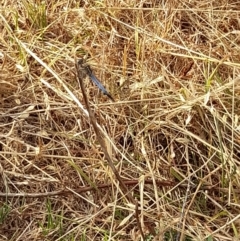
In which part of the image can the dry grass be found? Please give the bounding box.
[1,0,240,240]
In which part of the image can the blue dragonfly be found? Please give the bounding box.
[78,59,114,101]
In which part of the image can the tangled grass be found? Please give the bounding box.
[0,0,240,240]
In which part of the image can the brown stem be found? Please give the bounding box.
[75,58,145,239]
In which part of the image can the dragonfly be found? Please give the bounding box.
[77,59,115,102]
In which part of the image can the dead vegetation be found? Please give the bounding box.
[0,0,240,240]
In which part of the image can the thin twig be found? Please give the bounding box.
[0,179,175,198]
[0,182,235,198]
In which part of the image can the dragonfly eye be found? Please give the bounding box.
[78,59,84,65]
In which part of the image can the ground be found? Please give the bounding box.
[0,1,240,240]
